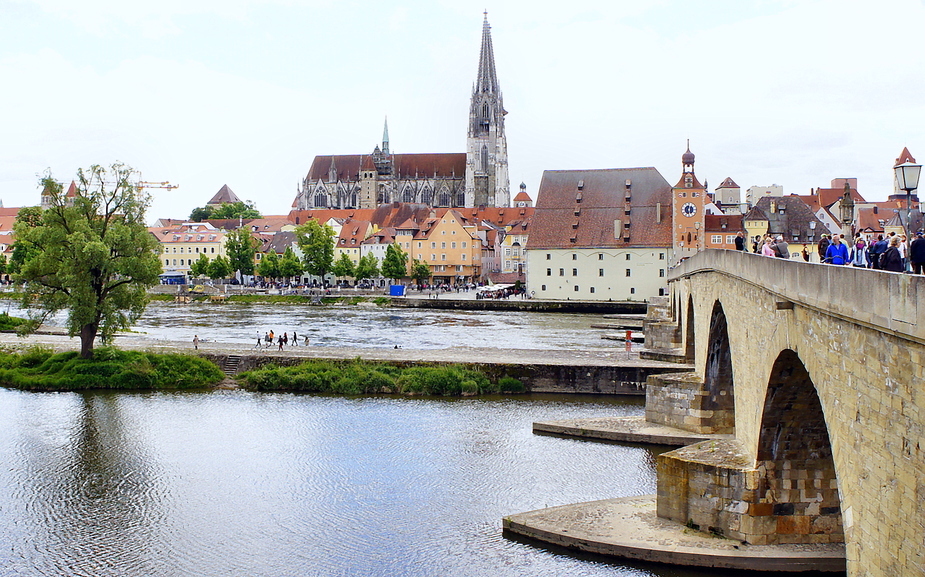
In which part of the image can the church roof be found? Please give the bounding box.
[526,167,672,249]
[304,153,466,182]
[207,184,242,206]
[717,177,740,189]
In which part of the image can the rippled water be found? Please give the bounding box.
[132,302,621,350]
[0,389,730,577]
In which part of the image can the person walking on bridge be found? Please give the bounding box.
[825,235,849,265]
[909,232,925,274]
[881,236,905,272]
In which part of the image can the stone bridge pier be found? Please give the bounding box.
[653,249,924,576]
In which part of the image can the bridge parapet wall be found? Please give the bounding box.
[669,249,923,344]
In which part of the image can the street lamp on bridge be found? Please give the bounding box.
[894,160,921,240]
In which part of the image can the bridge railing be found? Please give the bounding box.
[669,249,923,344]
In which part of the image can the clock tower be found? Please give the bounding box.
[672,142,707,263]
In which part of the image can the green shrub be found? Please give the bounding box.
[0,348,223,391]
[498,376,525,393]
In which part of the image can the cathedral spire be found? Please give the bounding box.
[475,11,499,95]
[382,116,390,155]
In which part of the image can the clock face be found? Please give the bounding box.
[682,202,697,217]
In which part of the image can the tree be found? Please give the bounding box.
[381,243,409,282]
[332,253,355,281]
[224,227,258,276]
[207,254,232,280]
[295,220,335,282]
[278,246,303,281]
[189,206,213,222]
[14,164,162,358]
[209,201,261,220]
[355,253,379,283]
[258,250,280,281]
[411,259,431,285]
[190,253,210,278]
[189,201,261,222]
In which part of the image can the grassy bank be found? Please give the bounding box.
[238,358,525,396]
[0,346,224,391]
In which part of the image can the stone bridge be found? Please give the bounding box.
[653,249,923,575]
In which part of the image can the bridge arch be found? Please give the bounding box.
[684,295,695,362]
[755,349,844,542]
[703,300,735,434]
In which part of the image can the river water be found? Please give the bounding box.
[0,304,767,576]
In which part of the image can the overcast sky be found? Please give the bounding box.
[2,0,924,222]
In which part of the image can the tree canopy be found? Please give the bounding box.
[411,259,431,284]
[332,253,355,280]
[190,253,210,278]
[354,253,380,283]
[224,226,258,276]
[257,250,280,280]
[295,220,335,281]
[189,201,261,222]
[381,244,409,282]
[14,164,162,358]
[207,254,232,280]
[278,246,303,280]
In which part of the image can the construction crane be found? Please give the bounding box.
[136,180,179,191]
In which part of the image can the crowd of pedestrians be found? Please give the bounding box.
[255,329,308,349]
[746,230,925,273]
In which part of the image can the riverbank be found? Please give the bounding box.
[0,332,688,395]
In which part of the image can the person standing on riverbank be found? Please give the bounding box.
[292,331,298,346]
[193,335,200,350]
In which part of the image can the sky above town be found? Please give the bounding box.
[2,0,925,221]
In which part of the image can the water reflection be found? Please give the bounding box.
[0,390,701,577]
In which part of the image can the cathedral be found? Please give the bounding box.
[292,13,510,211]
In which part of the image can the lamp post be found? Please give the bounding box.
[894,161,921,240]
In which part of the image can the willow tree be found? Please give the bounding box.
[14,164,162,358]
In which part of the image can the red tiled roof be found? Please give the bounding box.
[717,177,739,189]
[526,167,672,249]
[814,187,865,209]
[896,147,916,165]
[513,190,532,202]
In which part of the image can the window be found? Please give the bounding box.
[559,268,564,276]
[626,269,631,277]
[726,235,736,244]
[572,268,577,276]
[165,259,169,266]
[625,254,631,260]
[211,248,215,253]
[462,242,467,248]
[456,265,463,272]
[630,287,635,294]
[541,285,546,291]
[599,268,604,277]
[598,254,604,260]
[451,242,456,249]
[431,242,436,249]
[418,242,422,248]
[546,268,551,276]
[180,247,184,253]
[172,259,177,265]
[590,287,595,294]
[441,254,446,261]
[574,285,579,292]
[546,253,551,260]
[195,247,200,253]
[572,254,577,260]
[431,254,436,261]
[659,253,665,260]
[442,231,446,235]
[712,235,722,244]
[660,269,665,277]
[180,259,185,265]
[461,254,466,260]
[441,242,446,249]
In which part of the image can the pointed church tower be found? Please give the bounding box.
[466,12,510,207]
[382,117,390,155]
[671,141,707,263]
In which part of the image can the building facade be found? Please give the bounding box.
[525,167,673,301]
[292,14,509,211]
